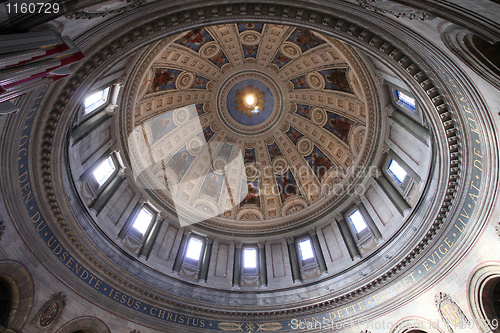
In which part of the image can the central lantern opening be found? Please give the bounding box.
[245,95,255,107]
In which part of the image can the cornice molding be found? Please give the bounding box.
[357,0,436,21]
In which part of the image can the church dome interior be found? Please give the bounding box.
[0,1,498,333]
[66,22,435,300]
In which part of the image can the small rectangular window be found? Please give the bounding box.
[397,90,415,109]
[84,87,110,114]
[93,156,116,186]
[132,208,154,235]
[298,239,315,261]
[388,159,407,183]
[348,210,368,234]
[243,248,257,269]
[185,237,204,261]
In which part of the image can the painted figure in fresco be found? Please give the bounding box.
[242,183,259,206]
[196,104,204,115]
[281,175,297,200]
[202,174,219,197]
[151,69,174,92]
[211,53,227,67]
[244,45,257,58]
[275,54,290,66]
[293,76,307,88]
[289,130,301,141]
[294,29,322,49]
[203,128,213,142]
[170,152,189,178]
[329,118,351,142]
[298,106,310,116]
[270,145,281,158]
[219,145,232,158]
[312,153,332,178]
[178,28,205,45]
[150,117,172,142]
[193,76,207,88]
[245,150,255,163]
[326,72,350,91]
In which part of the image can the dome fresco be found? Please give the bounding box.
[126,23,377,233]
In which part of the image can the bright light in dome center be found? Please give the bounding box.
[245,95,255,106]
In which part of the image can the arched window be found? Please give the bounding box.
[0,277,11,329]
[82,152,121,198]
[480,277,500,329]
[468,35,500,77]
[390,318,441,333]
[387,83,423,123]
[131,206,155,238]
[297,237,315,263]
[383,152,420,198]
[242,246,259,275]
[468,265,500,332]
[346,208,369,239]
[0,262,34,332]
[184,235,205,265]
[84,86,111,115]
[442,24,500,90]
[57,317,110,333]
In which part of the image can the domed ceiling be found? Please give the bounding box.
[125,23,378,234]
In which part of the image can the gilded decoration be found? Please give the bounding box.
[235,85,265,117]
[31,292,66,332]
[434,292,470,333]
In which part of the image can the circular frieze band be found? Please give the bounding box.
[217,70,283,135]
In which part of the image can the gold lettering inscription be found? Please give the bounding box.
[474,159,483,171]
[427,253,439,265]
[469,122,480,134]
[423,261,432,271]
[439,244,448,255]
